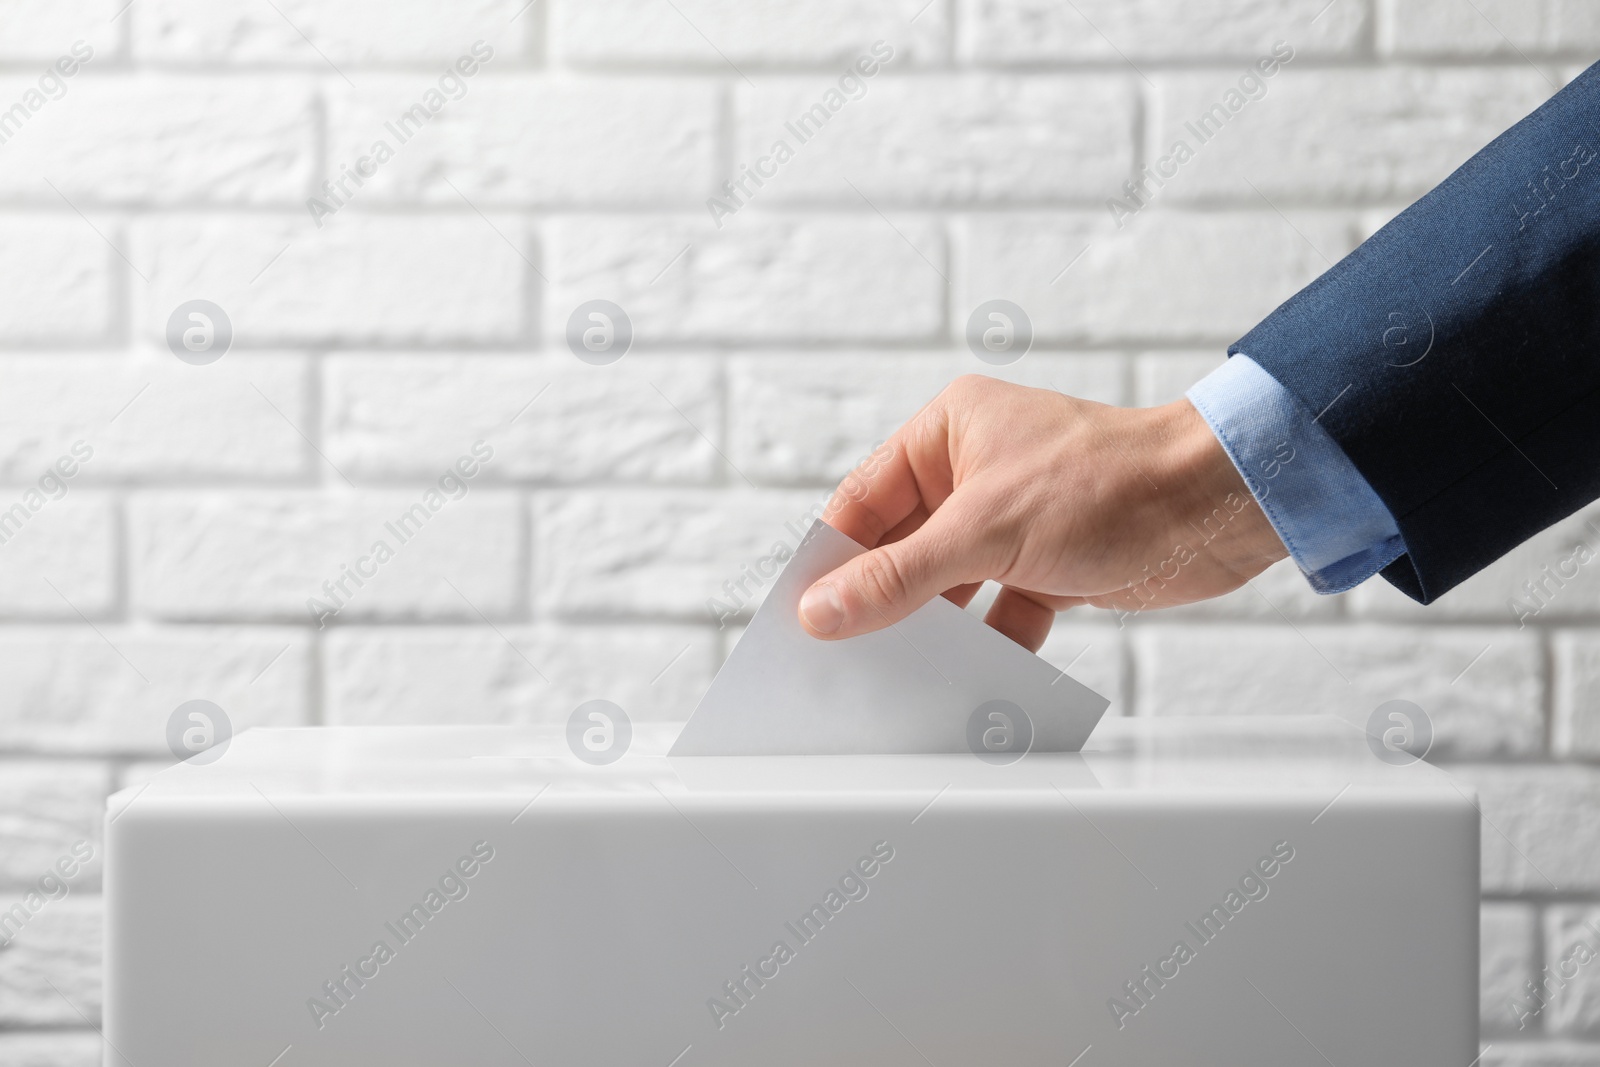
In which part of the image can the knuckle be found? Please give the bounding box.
[947,373,992,400]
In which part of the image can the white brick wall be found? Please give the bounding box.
[0,0,1593,1061]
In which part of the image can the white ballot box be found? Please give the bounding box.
[105,717,1478,1066]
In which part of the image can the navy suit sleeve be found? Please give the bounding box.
[1231,60,1600,604]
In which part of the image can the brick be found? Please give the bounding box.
[0,629,308,753]
[133,1,531,64]
[734,75,1133,205]
[1483,902,1540,1036]
[1133,352,1226,406]
[0,1033,102,1067]
[323,354,719,483]
[1556,632,1600,758]
[0,764,104,890]
[552,1,946,65]
[548,216,945,344]
[963,212,1353,344]
[727,354,1124,483]
[0,353,309,481]
[0,896,99,1026]
[0,495,113,619]
[327,76,716,207]
[963,0,1369,62]
[1133,625,1543,757]
[1546,906,1600,1036]
[1385,0,1600,56]
[1153,68,1552,202]
[1349,503,1600,623]
[0,218,114,345]
[0,2,120,61]
[132,215,528,347]
[534,489,821,619]
[1454,765,1600,894]
[325,624,717,726]
[130,492,523,621]
[0,76,314,205]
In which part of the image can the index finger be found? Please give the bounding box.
[820,400,957,549]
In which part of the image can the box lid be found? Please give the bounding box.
[108,716,1470,814]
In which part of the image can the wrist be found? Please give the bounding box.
[1156,398,1289,575]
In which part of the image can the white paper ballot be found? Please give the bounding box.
[671,520,1110,755]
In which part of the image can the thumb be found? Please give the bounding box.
[798,505,984,640]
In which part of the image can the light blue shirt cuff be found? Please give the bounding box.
[1186,354,1407,595]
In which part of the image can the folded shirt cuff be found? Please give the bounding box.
[1186,354,1407,595]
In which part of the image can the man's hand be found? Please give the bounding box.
[798,375,1289,651]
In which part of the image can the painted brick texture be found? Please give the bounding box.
[0,1,1590,1060]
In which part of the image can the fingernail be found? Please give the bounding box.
[800,582,845,635]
